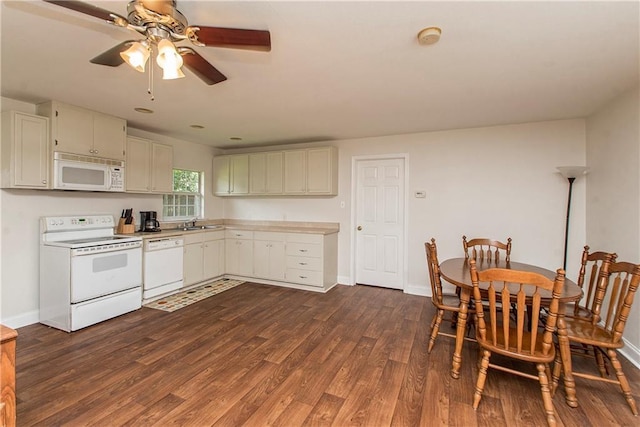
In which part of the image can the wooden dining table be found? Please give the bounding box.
[439,257,583,408]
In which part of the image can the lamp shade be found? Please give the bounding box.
[120,41,150,73]
[557,166,589,179]
[156,39,185,80]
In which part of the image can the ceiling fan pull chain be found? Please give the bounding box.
[147,57,155,101]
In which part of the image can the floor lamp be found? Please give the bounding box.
[557,166,589,270]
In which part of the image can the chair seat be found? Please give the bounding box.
[562,317,624,349]
[478,321,556,363]
[562,303,592,319]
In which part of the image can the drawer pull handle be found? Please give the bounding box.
[299,262,307,265]
[299,275,307,279]
[299,249,308,252]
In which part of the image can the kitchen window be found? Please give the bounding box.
[162,169,203,219]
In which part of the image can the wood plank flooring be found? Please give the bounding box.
[14,283,640,426]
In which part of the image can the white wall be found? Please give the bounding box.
[586,86,640,366]
[223,119,587,294]
[0,97,219,327]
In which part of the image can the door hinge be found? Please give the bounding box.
[55,110,58,117]
[55,139,58,146]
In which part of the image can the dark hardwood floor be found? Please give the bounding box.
[14,283,640,426]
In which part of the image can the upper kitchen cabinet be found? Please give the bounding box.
[213,154,249,195]
[249,152,283,194]
[37,101,126,160]
[284,146,338,195]
[1,111,50,189]
[213,146,338,197]
[126,136,173,193]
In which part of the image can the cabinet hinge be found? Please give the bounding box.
[55,139,58,146]
[55,110,58,117]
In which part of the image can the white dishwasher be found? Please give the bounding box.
[143,237,184,301]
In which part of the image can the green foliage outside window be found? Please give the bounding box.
[173,169,200,193]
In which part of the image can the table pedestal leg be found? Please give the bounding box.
[451,287,471,379]
[556,313,579,408]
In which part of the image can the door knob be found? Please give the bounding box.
[357,226,362,231]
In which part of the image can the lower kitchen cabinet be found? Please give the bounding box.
[253,232,286,281]
[285,232,337,288]
[183,231,225,286]
[203,235,225,279]
[225,230,254,276]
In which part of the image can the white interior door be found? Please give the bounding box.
[355,157,405,289]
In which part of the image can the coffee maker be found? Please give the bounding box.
[140,211,161,232]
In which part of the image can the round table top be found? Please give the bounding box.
[439,257,582,302]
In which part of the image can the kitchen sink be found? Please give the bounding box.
[181,225,223,231]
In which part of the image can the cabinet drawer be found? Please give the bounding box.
[286,256,322,271]
[286,269,323,286]
[254,231,286,242]
[225,229,253,240]
[286,242,321,258]
[286,233,323,244]
[203,230,225,241]
[183,233,204,245]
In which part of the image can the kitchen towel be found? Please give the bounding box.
[143,278,244,312]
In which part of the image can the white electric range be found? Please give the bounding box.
[40,215,143,332]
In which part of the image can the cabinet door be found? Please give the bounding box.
[125,137,151,192]
[151,143,173,193]
[254,240,285,280]
[2,112,49,188]
[226,239,253,276]
[203,239,225,279]
[184,243,204,286]
[283,150,306,194]
[268,241,286,280]
[230,154,249,194]
[253,240,271,278]
[213,156,230,195]
[93,112,126,160]
[53,102,93,155]
[307,147,335,194]
[265,152,284,194]
[249,152,283,195]
[249,152,267,194]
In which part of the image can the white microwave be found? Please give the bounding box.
[53,152,125,192]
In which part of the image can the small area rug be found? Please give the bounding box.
[143,278,244,312]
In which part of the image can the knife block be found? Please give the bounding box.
[116,218,135,234]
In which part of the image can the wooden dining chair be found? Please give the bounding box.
[551,260,640,416]
[425,238,474,353]
[463,235,512,263]
[469,259,565,427]
[566,246,617,318]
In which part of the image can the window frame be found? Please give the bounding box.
[162,168,204,220]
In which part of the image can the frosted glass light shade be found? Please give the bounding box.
[120,42,150,73]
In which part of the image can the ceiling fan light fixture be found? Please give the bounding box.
[120,41,150,72]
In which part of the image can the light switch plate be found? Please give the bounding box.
[414,191,426,198]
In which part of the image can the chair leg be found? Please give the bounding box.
[550,347,562,397]
[428,310,445,354]
[537,363,557,427]
[607,349,639,415]
[473,349,491,410]
[594,347,608,377]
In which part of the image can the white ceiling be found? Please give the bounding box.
[2,1,639,149]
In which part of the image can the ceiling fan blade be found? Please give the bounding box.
[178,48,227,85]
[43,0,128,26]
[190,26,271,52]
[90,41,136,67]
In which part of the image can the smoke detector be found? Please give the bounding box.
[417,27,442,45]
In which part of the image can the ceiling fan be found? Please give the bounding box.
[44,0,271,85]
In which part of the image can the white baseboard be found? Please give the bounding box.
[620,338,640,370]
[1,309,39,329]
[337,275,353,286]
[404,283,430,297]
